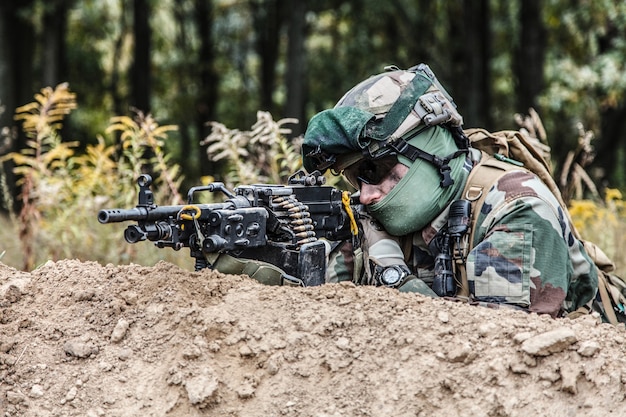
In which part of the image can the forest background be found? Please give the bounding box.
[1,0,626,272]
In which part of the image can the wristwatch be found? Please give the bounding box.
[375,265,411,288]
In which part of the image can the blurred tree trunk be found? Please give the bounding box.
[0,2,18,133]
[445,0,491,129]
[172,0,192,181]
[195,0,219,177]
[392,0,437,70]
[284,0,308,136]
[111,0,130,117]
[250,0,284,114]
[42,0,70,88]
[513,0,545,114]
[455,0,491,129]
[0,0,37,209]
[0,1,36,136]
[597,106,626,188]
[593,24,626,189]
[131,0,151,113]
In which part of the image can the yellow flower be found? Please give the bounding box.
[605,188,623,203]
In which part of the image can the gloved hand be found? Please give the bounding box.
[398,275,438,297]
[209,253,301,286]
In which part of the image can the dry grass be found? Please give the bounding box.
[0,89,307,272]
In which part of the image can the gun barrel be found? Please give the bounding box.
[98,206,186,224]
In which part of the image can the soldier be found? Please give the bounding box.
[302,64,598,318]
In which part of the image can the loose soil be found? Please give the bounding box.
[1,259,626,416]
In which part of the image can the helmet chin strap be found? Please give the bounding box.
[385,127,470,187]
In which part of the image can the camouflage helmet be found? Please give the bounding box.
[335,64,463,136]
[302,64,468,187]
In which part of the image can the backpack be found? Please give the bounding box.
[460,127,626,326]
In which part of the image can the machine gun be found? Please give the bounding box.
[98,170,357,286]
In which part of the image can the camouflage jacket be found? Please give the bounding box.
[326,154,598,318]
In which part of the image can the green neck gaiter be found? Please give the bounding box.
[368,127,468,236]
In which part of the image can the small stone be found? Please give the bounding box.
[477,322,497,337]
[510,362,530,374]
[236,383,255,399]
[512,332,533,344]
[3,285,22,303]
[239,344,253,357]
[560,362,581,394]
[29,384,45,398]
[335,337,350,351]
[183,344,202,359]
[110,319,130,343]
[265,354,282,375]
[437,311,450,323]
[577,340,600,357]
[185,373,219,405]
[99,361,113,372]
[1,277,30,302]
[64,339,99,358]
[118,348,133,361]
[520,328,577,356]
[0,353,16,366]
[6,390,25,404]
[0,339,15,353]
[102,395,117,405]
[447,343,473,363]
[120,291,138,305]
[65,386,77,402]
[74,290,95,302]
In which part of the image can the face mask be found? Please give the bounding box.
[367,127,468,236]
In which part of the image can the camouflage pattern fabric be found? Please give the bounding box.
[326,240,355,284]
[467,168,597,316]
[326,155,598,318]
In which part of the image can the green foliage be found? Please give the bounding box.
[540,1,626,140]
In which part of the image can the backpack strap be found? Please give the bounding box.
[582,240,624,325]
[465,128,579,239]
[597,272,619,325]
[454,151,525,298]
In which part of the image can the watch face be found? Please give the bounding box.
[381,267,402,286]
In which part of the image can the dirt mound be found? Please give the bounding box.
[1,259,626,416]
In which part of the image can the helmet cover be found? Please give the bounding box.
[302,64,463,173]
